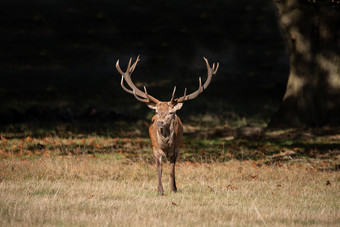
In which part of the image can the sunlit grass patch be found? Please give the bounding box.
[0,157,339,226]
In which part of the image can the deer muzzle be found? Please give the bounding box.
[157,121,165,127]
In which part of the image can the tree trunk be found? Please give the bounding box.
[269,0,340,128]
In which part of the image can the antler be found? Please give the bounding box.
[173,57,219,103]
[116,56,159,104]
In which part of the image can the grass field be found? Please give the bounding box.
[0,131,339,226]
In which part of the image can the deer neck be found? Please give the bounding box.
[157,117,176,148]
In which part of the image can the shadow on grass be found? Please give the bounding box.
[1,125,339,171]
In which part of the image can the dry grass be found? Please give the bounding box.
[0,156,339,226]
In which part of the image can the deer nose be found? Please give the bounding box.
[157,121,164,127]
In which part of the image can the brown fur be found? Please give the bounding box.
[148,102,183,194]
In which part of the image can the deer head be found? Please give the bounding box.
[115,56,219,127]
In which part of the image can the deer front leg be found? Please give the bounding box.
[155,154,164,195]
[169,151,178,193]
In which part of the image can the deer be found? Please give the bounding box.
[115,56,219,195]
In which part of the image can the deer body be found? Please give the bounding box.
[149,109,183,159]
[115,56,218,194]
[149,103,183,194]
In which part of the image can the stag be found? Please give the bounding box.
[116,56,219,195]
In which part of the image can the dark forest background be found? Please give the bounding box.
[0,0,289,135]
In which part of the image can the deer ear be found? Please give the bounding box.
[146,102,158,110]
[173,103,183,111]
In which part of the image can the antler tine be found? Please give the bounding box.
[202,57,219,87]
[203,57,210,72]
[120,75,134,94]
[198,77,202,92]
[143,86,149,99]
[174,57,218,103]
[214,62,219,74]
[129,55,140,73]
[183,88,187,100]
[133,89,149,103]
[116,56,160,104]
[170,86,176,103]
[133,86,152,103]
[115,60,124,75]
[127,57,132,71]
[132,86,151,103]
[203,57,218,75]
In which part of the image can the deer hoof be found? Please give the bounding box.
[171,188,177,193]
[158,187,164,195]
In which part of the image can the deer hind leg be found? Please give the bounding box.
[169,151,178,193]
[155,154,164,195]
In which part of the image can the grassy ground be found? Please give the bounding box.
[0,128,340,226]
[0,157,339,226]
